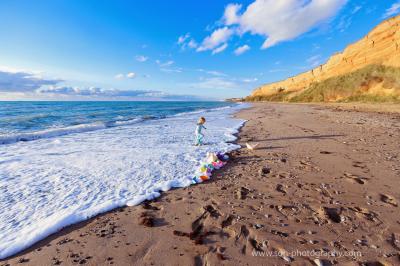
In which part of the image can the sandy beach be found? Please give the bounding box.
[2,103,400,266]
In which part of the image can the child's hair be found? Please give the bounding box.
[198,117,206,124]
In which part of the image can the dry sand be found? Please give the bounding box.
[319,102,400,115]
[2,103,400,266]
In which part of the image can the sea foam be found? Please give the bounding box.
[0,118,147,145]
[0,103,247,259]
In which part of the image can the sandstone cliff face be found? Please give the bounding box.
[251,15,400,98]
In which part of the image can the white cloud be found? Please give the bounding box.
[0,69,62,92]
[206,70,227,76]
[36,86,205,100]
[126,72,136,79]
[224,3,242,25]
[189,77,239,90]
[312,43,321,50]
[187,39,198,49]
[383,1,400,19]
[156,60,174,67]
[178,33,190,44]
[336,14,353,32]
[37,86,155,97]
[351,5,362,14]
[197,27,234,52]
[164,60,174,67]
[234,44,250,55]
[156,60,182,73]
[307,54,322,67]
[336,4,363,33]
[187,75,258,90]
[135,55,148,62]
[207,71,225,76]
[177,33,198,50]
[160,67,182,73]
[242,77,258,83]
[114,73,124,80]
[221,0,347,49]
[0,67,204,100]
[115,72,136,79]
[212,43,228,54]
[268,68,288,73]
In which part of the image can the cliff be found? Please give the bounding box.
[249,15,400,101]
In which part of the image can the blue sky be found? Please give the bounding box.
[0,0,399,100]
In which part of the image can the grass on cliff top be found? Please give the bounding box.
[246,90,293,102]
[246,65,400,103]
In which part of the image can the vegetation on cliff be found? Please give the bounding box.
[247,15,400,103]
[246,65,400,103]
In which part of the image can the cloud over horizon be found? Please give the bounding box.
[0,70,62,92]
[35,86,206,100]
[0,68,206,101]
[36,86,158,98]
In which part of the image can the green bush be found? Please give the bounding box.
[247,65,400,103]
[245,90,293,102]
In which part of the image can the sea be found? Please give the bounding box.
[0,101,247,259]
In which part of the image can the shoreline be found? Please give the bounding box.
[2,103,400,265]
[0,103,247,262]
[0,103,245,261]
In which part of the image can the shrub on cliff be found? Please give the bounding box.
[287,64,400,103]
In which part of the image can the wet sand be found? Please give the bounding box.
[2,103,400,266]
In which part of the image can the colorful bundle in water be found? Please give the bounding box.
[191,152,229,184]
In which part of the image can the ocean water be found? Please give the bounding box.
[0,101,247,259]
[0,101,238,144]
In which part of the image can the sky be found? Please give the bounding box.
[0,0,399,101]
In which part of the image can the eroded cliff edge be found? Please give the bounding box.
[248,15,400,102]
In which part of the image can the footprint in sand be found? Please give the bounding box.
[142,201,161,210]
[349,206,381,224]
[343,172,369,185]
[52,257,62,265]
[235,225,249,242]
[236,187,250,200]
[270,229,289,237]
[194,255,204,266]
[352,161,366,168]
[389,233,400,250]
[173,204,220,245]
[313,258,333,266]
[221,214,235,228]
[380,194,398,207]
[352,161,370,173]
[249,238,264,252]
[234,225,253,254]
[139,212,155,227]
[276,184,287,194]
[323,207,343,223]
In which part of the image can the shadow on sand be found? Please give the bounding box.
[251,134,344,142]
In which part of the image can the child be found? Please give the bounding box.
[195,117,206,146]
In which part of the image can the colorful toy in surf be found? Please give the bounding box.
[191,152,229,184]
